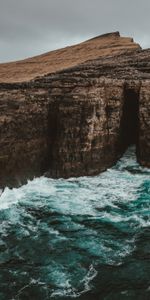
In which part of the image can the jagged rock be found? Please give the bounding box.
[0,32,150,188]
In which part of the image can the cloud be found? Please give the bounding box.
[0,0,150,62]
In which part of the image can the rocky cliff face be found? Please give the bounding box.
[0,32,150,188]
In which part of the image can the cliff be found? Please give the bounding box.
[0,32,150,188]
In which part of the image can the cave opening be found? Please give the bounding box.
[120,88,139,153]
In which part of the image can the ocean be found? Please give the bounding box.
[0,146,150,299]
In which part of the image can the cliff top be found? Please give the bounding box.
[0,31,141,83]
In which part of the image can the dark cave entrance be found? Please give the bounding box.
[120,88,139,152]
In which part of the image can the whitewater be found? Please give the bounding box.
[0,146,150,299]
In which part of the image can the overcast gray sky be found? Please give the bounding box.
[0,0,150,62]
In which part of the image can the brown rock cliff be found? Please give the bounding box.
[0,32,149,188]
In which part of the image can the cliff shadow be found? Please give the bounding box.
[119,87,140,154]
[43,101,60,177]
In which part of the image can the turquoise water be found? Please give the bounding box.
[0,147,150,300]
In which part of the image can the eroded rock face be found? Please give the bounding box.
[139,81,150,167]
[0,32,150,188]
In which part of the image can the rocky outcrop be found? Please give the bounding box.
[0,32,150,188]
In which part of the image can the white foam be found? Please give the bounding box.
[0,177,56,211]
[51,264,97,298]
[0,147,149,218]
[0,187,25,210]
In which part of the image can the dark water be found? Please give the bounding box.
[0,147,150,300]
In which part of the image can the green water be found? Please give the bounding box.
[0,147,150,299]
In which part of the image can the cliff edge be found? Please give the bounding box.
[0,32,149,188]
[0,31,140,83]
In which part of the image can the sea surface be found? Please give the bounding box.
[0,147,150,300]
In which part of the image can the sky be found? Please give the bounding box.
[0,0,150,62]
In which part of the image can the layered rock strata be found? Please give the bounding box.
[0,32,150,188]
